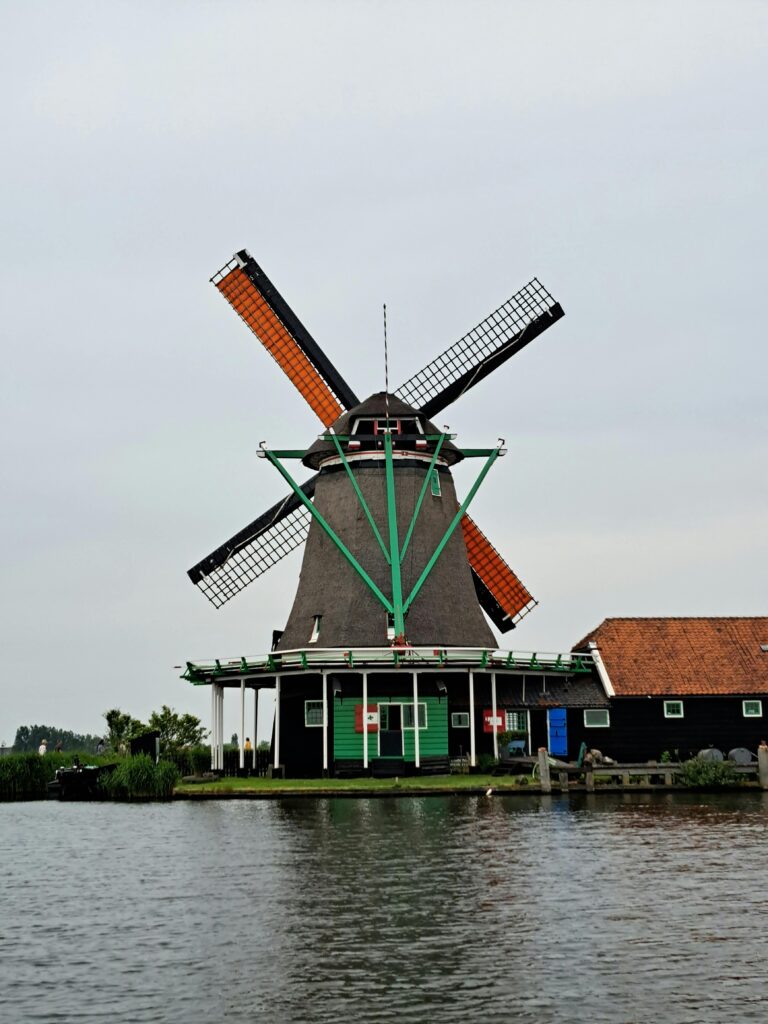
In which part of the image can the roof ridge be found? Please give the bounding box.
[600,615,768,622]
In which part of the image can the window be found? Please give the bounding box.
[304,700,324,727]
[309,615,321,644]
[451,712,470,728]
[386,613,395,641]
[664,701,684,719]
[351,417,421,435]
[505,711,527,732]
[430,469,442,497]
[403,703,427,729]
[583,709,610,728]
[743,700,763,718]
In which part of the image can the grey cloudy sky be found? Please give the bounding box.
[2,1,766,743]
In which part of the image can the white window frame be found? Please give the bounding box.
[664,700,684,719]
[309,615,321,644]
[505,711,527,732]
[451,712,470,728]
[402,702,428,730]
[304,700,324,727]
[743,700,763,718]
[583,709,610,728]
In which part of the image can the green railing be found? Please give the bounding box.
[182,647,594,684]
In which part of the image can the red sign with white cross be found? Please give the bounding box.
[482,708,504,733]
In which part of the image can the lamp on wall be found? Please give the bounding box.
[436,680,447,703]
[760,644,768,653]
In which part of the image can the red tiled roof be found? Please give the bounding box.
[573,617,768,697]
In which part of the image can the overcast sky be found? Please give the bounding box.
[2,1,766,743]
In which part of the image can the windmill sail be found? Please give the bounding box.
[188,478,317,607]
[462,515,537,632]
[212,251,359,425]
[395,278,563,417]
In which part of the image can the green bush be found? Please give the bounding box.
[98,755,179,800]
[0,753,50,798]
[0,751,116,799]
[476,753,497,772]
[679,757,737,788]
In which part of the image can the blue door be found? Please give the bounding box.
[547,708,568,757]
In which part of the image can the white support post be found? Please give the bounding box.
[274,676,281,771]
[213,684,218,770]
[239,679,245,770]
[217,685,224,771]
[322,671,329,774]
[212,685,218,771]
[469,670,476,768]
[210,684,216,770]
[257,688,264,770]
[491,671,498,760]
[412,672,420,769]
[362,672,369,770]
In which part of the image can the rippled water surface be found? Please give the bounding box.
[2,793,767,1023]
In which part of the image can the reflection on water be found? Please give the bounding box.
[2,793,767,1023]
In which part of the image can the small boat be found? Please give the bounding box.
[47,759,116,800]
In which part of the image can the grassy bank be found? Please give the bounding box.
[173,774,531,796]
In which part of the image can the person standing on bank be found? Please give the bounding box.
[38,739,48,755]
[244,737,252,752]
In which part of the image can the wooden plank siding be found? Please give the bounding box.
[333,695,448,761]
[598,697,766,762]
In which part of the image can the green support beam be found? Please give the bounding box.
[402,442,503,615]
[383,430,406,637]
[261,446,395,616]
[399,433,446,563]
[329,432,391,565]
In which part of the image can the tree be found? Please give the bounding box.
[104,709,147,753]
[148,705,207,755]
[13,724,101,752]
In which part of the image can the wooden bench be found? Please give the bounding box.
[333,759,368,779]
[418,755,451,776]
[371,758,406,778]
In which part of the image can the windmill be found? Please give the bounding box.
[188,250,564,650]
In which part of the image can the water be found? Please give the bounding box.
[2,793,767,1023]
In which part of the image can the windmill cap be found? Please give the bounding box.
[303,392,462,469]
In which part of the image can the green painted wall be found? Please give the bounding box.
[333,695,448,761]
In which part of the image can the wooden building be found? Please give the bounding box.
[183,647,606,778]
[572,617,768,761]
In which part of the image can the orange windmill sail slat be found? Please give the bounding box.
[211,252,359,427]
[461,514,537,628]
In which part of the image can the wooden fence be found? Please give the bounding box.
[535,747,768,793]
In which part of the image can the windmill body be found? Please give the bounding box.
[278,393,495,650]
[182,251,607,779]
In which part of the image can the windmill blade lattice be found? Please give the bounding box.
[212,251,358,426]
[188,478,317,608]
[461,515,536,632]
[395,278,563,418]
